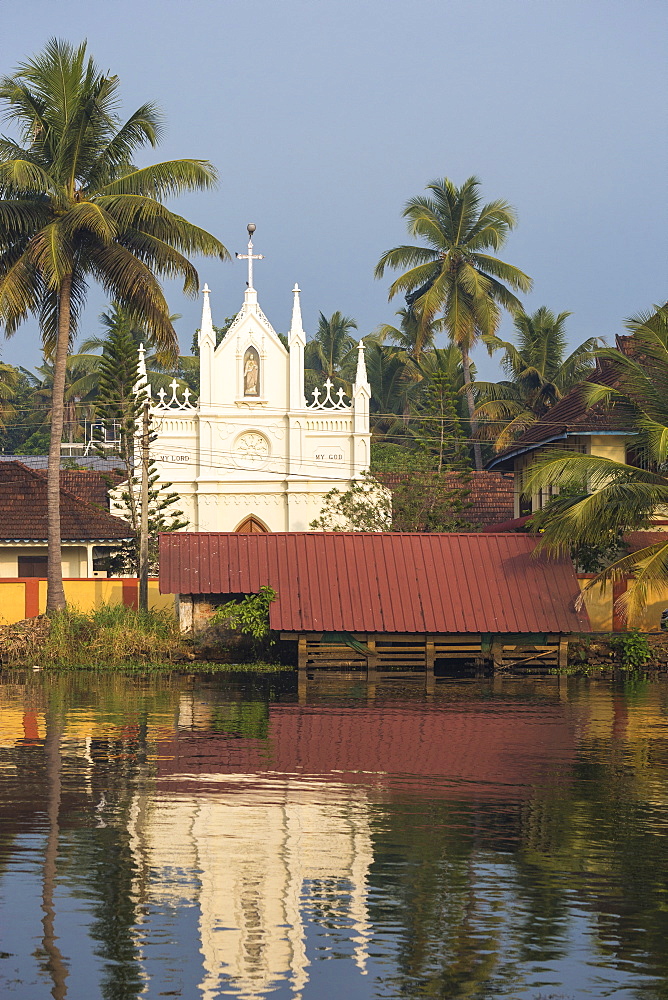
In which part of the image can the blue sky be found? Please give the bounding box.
[0,0,666,378]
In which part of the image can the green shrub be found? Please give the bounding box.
[211,586,277,641]
[611,628,652,669]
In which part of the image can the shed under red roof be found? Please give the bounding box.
[160,532,590,634]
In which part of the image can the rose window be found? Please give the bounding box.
[235,431,270,468]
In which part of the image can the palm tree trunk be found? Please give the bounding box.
[46,276,72,613]
[461,345,483,471]
[42,708,68,999]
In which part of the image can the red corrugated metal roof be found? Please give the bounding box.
[160,532,590,634]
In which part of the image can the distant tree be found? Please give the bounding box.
[0,361,19,435]
[311,449,474,533]
[363,339,411,439]
[190,316,236,354]
[474,307,600,451]
[375,176,532,469]
[305,311,358,398]
[409,370,471,474]
[93,310,143,470]
[529,304,668,623]
[309,471,392,532]
[375,306,442,363]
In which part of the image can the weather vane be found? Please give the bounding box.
[235,223,264,290]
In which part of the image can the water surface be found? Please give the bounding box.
[1,670,667,1000]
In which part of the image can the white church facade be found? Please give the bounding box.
[139,228,373,533]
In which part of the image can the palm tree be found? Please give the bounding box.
[474,307,600,451]
[22,357,98,446]
[0,359,18,431]
[304,311,358,396]
[0,39,228,610]
[363,337,411,439]
[375,176,532,468]
[529,305,668,623]
[375,306,442,363]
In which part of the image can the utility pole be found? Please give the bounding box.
[139,400,149,612]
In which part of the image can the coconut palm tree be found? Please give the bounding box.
[22,357,98,447]
[529,305,668,622]
[304,311,358,397]
[375,306,442,363]
[474,307,600,451]
[362,338,410,439]
[0,39,228,610]
[0,359,18,431]
[375,176,532,468]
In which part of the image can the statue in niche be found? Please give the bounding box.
[243,347,260,396]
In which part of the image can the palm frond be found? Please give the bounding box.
[97,159,219,199]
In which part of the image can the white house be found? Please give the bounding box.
[138,227,373,533]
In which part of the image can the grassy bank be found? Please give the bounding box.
[0,604,184,667]
[0,604,291,670]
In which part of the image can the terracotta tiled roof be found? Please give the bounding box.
[376,470,514,529]
[160,531,590,634]
[32,468,124,509]
[487,362,637,470]
[0,461,132,541]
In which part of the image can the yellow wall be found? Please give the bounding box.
[588,435,630,463]
[579,577,668,631]
[0,582,29,625]
[0,578,175,624]
[578,578,614,631]
[63,579,126,612]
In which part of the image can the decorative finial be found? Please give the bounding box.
[235,225,264,290]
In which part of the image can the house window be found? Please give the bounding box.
[626,444,658,472]
[18,555,48,578]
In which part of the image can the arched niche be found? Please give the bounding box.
[243,346,260,396]
[235,514,270,534]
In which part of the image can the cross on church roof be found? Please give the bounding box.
[235,223,264,290]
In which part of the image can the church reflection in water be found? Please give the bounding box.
[127,774,373,1000]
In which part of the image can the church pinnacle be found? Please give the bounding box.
[199,283,215,348]
[289,283,306,344]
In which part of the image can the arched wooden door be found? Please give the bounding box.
[235,515,269,534]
